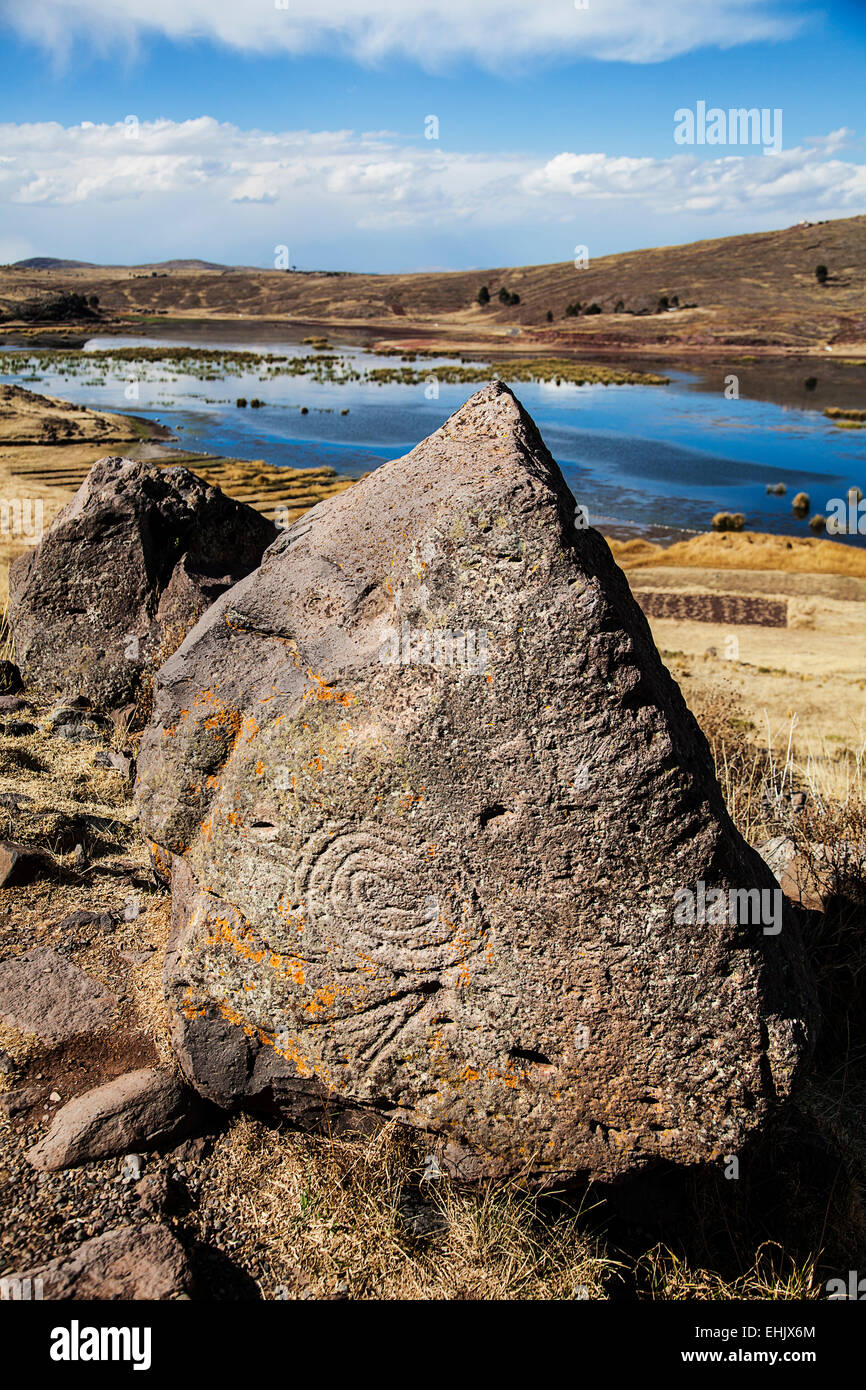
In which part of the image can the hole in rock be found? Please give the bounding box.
[508,1046,553,1067]
[478,803,510,830]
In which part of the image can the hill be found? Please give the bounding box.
[1,216,865,356]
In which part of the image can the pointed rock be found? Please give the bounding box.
[8,455,278,710]
[135,383,815,1182]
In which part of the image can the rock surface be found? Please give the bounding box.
[136,382,815,1183]
[20,1223,192,1299]
[0,947,119,1042]
[26,1066,207,1171]
[8,455,278,710]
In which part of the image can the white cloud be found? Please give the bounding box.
[0,117,862,267]
[0,0,809,68]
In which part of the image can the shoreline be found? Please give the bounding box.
[3,316,864,416]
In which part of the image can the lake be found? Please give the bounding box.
[3,334,865,545]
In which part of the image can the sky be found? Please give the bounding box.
[0,0,864,271]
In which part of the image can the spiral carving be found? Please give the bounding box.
[295,824,452,951]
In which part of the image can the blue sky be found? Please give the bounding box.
[0,0,864,270]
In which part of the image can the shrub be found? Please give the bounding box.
[711,511,746,532]
[584,303,602,316]
[804,377,818,391]
[236,397,247,407]
[546,310,553,322]
[477,285,490,305]
[815,264,828,285]
[792,491,810,515]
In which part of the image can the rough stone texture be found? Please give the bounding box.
[8,455,278,710]
[26,1066,207,1171]
[0,947,119,1042]
[21,1223,192,1299]
[136,382,815,1183]
[0,840,51,887]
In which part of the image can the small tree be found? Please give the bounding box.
[477,285,490,305]
[498,286,511,304]
[509,292,520,306]
[815,264,828,285]
[546,310,553,322]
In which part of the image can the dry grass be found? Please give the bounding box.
[637,1244,820,1301]
[194,1117,616,1301]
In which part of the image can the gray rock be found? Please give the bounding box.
[136,382,815,1184]
[8,455,279,710]
[0,696,27,713]
[0,840,51,887]
[20,1223,192,1299]
[52,909,120,934]
[0,947,119,1042]
[26,1066,207,1171]
[0,1085,40,1116]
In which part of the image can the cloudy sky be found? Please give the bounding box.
[0,0,864,270]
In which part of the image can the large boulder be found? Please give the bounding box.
[8,456,278,710]
[135,383,815,1183]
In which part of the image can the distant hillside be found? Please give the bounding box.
[2,216,865,355]
[12,258,97,270]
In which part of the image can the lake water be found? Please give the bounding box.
[4,334,865,546]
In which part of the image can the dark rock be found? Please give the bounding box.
[26,1066,210,1171]
[0,791,33,809]
[0,696,27,713]
[0,660,22,694]
[135,1171,186,1218]
[0,1084,40,1115]
[94,749,133,778]
[21,1223,192,1299]
[136,383,816,1184]
[0,946,119,1042]
[0,840,52,887]
[8,455,279,710]
[0,721,37,737]
[53,909,120,934]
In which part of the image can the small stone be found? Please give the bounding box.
[49,1090,61,1103]
[20,1223,193,1300]
[53,909,120,934]
[26,1066,210,1171]
[0,947,118,1042]
[0,841,52,888]
[0,1085,40,1116]
[121,1153,144,1182]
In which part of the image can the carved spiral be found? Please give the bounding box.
[295,824,451,949]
